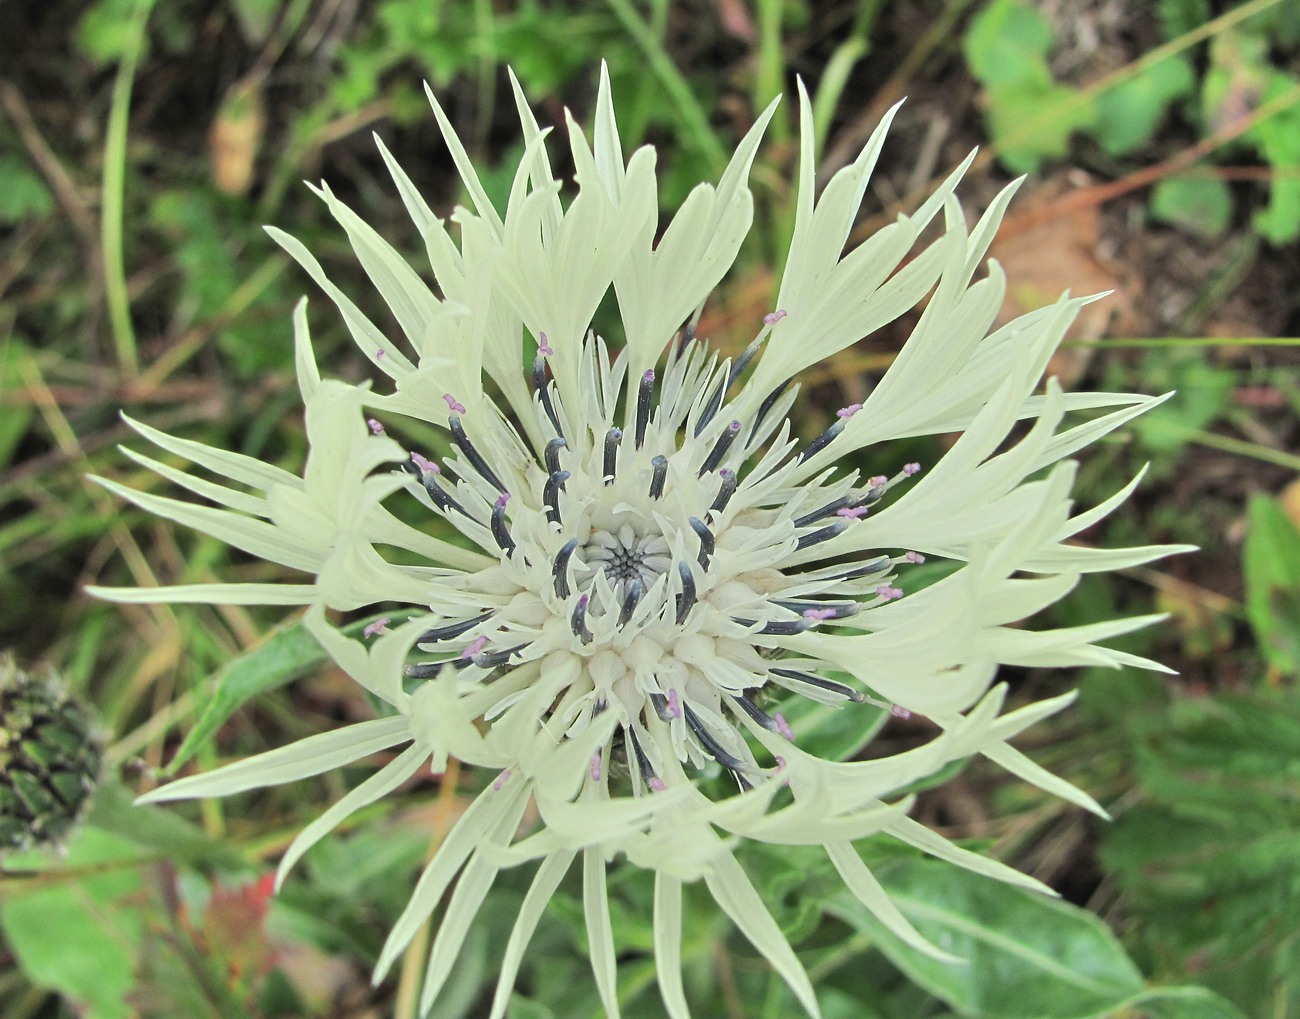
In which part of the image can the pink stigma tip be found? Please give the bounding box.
[410,452,439,476]
[775,713,794,740]
[493,769,512,790]
[903,462,921,476]
[836,505,870,519]
[890,704,913,720]
[667,688,682,719]
[876,585,904,601]
[367,418,385,435]
[496,493,510,508]
[363,617,390,638]
[905,550,926,564]
[836,403,863,419]
[869,474,888,486]
[803,607,836,621]
[538,332,553,356]
[590,753,602,781]
[648,777,666,792]
[643,368,655,380]
[462,635,489,659]
[763,309,788,325]
[375,349,386,359]
[443,393,467,414]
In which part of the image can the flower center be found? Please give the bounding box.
[579,524,670,600]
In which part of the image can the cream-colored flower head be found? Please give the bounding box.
[95,65,1190,1018]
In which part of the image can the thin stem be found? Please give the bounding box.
[102,0,155,380]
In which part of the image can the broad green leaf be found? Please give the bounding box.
[1149,175,1232,237]
[1243,494,1300,676]
[86,782,245,868]
[831,857,1144,1018]
[1095,57,1195,156]
[964,0,1053,86]
[1106,986,1250,1019]
[0,828,147,1019]
[167,615,330,772]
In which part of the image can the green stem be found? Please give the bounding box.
[101,0,156,380]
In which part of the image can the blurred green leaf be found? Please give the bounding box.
[1243,494,1300,676]
[964,0,1054,86]
[0,828,147,1019]
[1149,174,1233,237]
[1095,57,1196,156]
[832,858,1145,1018]
[166,616,328,773]
[1132,351,1234,454]
[0,337,36,469]
[0,157,53,224]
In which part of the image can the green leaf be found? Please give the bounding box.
[1149,175,1233,237]
[0,157,53,224]
[1095,57,1195,156]
[984,79,1096,174]
[0,828,147,1019]
[166,615,331,772]
[1243,494,1300,676]
[964,0,1054,86]
[1109,986,1250,1019]
[831,858,1144,1018]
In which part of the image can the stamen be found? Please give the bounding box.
[905,550,926,564]
[553,538,578,598]
[412,464,463,515]
[777,601,860,620]
[532,356,564,437]
[830,556,893,581]
[674,562,696,624]
[836,505,870,519]
[769,667,865,702]
[544,437,567,475]
[693,376,728,437]
[732,692,784,733]
[571,594,593,645]
[603,427,621,484]
[490,494,515,556]
[903,462,921,476]
[795,520,847,551]
[448,416,506,493]
[442,393,467,414]
[462,635,489,659]
[635,369,654,449]
[618,577,645,627]
[667,688,682,718]
[875,585,904,601]
[728,341,759,387]
[649,455,668,499]
[367,418,385,435]
[420,613,494,643]
[799,419,844,461]
[473,643,527,669]
[649,692,672,721]
[537,332,553,356]
[763,309,787,325]
[709,469,737,515]
[836,403,862,418]
[683,704,748,771]
[732,617,810,636]
[793,497,850,528]
[406,452,439,477]
[626,727,661,792]
[699,420,741,475]
[689,517,714,570]
[544,470,570,525]
[363,617,390,638]
[748,378,793,443]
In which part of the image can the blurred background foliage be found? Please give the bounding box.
[1,0,1299,1016]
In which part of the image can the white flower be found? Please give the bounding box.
[94,66,1190,1019]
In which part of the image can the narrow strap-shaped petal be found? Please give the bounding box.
[374,780,529,981]
[292,298,320,402]
[826,840,962,962]
[87,582,317,606]
[275,742,429,891]
[137,715,413,803]
[584,848,621,1019]
[881,817,1057,892]
[704,853,822,1019]
[419,789,534,1014]
[121,414,301,493]
[487,850,576,1019]
[118,446,269,517]
[654,873,691,1019]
